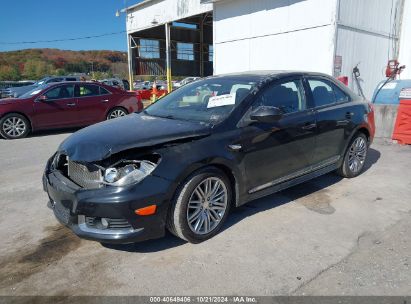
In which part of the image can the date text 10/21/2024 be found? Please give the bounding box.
[149,297,257,303]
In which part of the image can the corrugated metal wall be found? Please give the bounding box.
[336,0,403,99]
[399,0,411,79]
[213,0,338,75]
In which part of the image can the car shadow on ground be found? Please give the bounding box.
[103,148,381,253]
[29,128,81,138]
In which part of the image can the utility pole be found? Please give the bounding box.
[165,22,172,93]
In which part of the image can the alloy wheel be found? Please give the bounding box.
[187,177,228,235]
[2,117,26,138]
[108,109,126,119]
[348,136,367,173]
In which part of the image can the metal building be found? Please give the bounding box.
[126,0,213,91]
[126,0,411,98]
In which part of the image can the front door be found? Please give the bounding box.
[33,84,78,129]
[240,77,317,193]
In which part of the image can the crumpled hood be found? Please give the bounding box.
[58,113,211,162]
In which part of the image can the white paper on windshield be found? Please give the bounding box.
[30,90,42,95]
[207,93,236,108]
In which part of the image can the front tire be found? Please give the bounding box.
[0,113,30,139]
[337,132,368,178]
[167,167,232,243]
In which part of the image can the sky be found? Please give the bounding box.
[0,0,141,52]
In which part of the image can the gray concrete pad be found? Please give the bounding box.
[0,132,410,296]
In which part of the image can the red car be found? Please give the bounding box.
[136,86,168,100]
[0,82,143,139]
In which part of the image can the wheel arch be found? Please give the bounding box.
[106,106,128,119]
[171,160,242,208]
[0,111,33,131]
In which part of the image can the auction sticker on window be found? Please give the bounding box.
[207,93,236,108]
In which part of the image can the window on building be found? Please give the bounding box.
[139,39,160,59]
[177,42,194,61]
[172,22,197,30]
[209,45,213,62]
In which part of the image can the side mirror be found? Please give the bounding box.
[250,106,283,123]
[37,95,48,101]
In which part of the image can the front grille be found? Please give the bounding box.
[85,216,132,230]
[67,159,102,189]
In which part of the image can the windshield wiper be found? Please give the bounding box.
[143,110,176,120]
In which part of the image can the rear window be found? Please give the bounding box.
[76,84,100,97]
[100,87,111,95]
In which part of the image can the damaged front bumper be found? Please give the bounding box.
[43,167,174,244]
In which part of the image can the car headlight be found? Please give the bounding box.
[103,160,157,186]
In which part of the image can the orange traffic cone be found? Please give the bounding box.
[151,81,158,103]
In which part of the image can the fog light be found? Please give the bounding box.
[101,218,109,228]
[135,205,157,216]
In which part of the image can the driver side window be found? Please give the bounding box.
[254,79,306,114]
[44,85,74,100]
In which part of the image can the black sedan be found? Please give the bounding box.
[43,71,375,244]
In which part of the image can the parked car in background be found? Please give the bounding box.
[0,81,143,139]
[43,71,375,244]
[5,76,80,98]
[133,81,152,90]
[0,81,36,99]
[136,85,168,100]
[99,78,130,91]
[174,77,201,88]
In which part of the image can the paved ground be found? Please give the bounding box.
[0,131,410,296]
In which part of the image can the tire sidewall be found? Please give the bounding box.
[172,168,232,243]
[342,133,368,178]
[0,113,30,139]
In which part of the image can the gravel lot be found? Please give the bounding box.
[0,131,410,296]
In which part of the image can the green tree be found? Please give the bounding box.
[0,65,21,81]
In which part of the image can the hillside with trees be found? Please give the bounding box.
[0,48,128,81]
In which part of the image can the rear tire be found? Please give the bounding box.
[0,113,30,139]
[167,167,232,243]
[336,132,368,178]
[107,107,128,120]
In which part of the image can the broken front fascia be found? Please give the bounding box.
[57,113,211,163]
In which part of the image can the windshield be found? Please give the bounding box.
[19,85,48,99]
[145,77,256,123]
[34,77,50,86]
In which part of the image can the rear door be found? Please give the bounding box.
[305,77,355,166]
[75,84,111,124]
[240,77,317,192]
[33,84,78,128]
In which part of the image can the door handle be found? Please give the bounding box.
[101,99,109,103]
[66,103,76,107]
[346,112,354,119]
[302,123,317,130]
